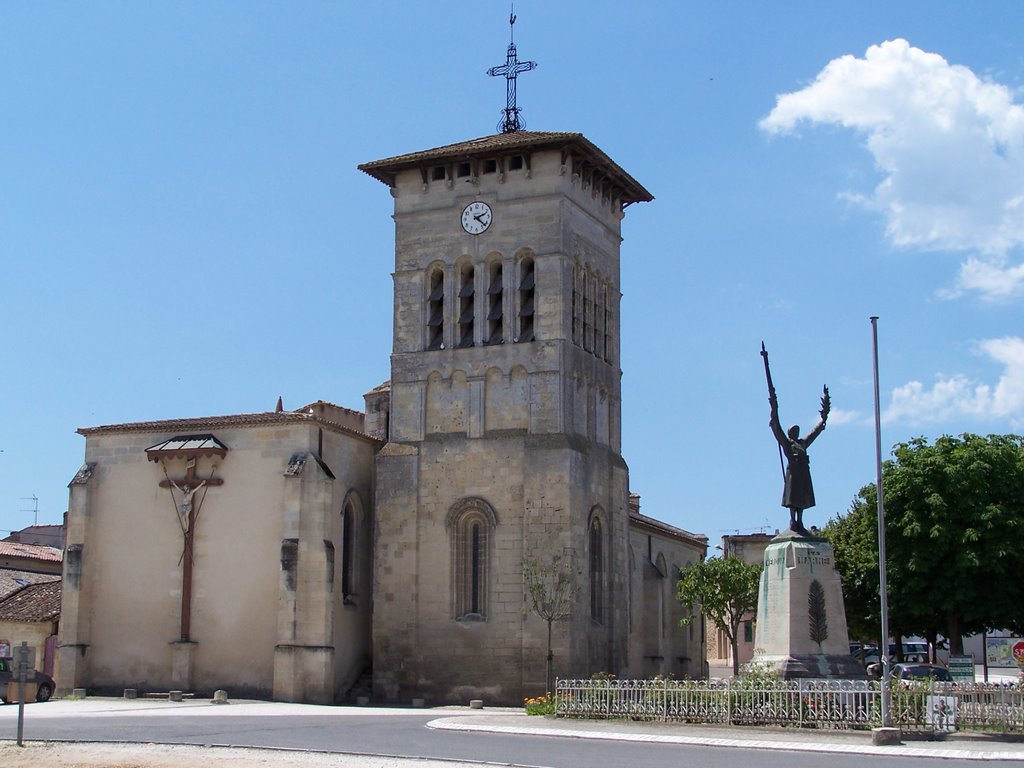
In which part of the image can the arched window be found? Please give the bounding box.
[589,514,604,623]
[458,262,475,348]
[341,501,354,598]
[339,492,363,603]
[603,282,612,362]
[447,498,499,620]
[572,261,581,346]
[426,266,444,351]
[517,257,535,342]
[582,268,593,353]
[485,260,503,345]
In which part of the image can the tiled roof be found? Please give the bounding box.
[78,409,382,445]
[0,580,61,622]
[360,131,581,170]
[630,511,708,547]
[299,400,364,418]
[0,571,60,602]
[0,542,63,563]
[358,131,653,204]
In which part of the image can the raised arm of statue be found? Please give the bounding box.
[803,385,830,447]
[769,404,788,447]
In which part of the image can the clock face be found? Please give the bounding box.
[461,201,493,235]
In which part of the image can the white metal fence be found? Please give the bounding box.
[555,678,1024,732]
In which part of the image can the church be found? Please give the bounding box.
[57,38,708,705]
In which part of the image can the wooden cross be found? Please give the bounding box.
[160,458,223,642]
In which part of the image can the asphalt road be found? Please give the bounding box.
[7,709,1022,768]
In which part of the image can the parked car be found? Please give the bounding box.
[893,642,930,663]
[0,657,55,702]
[863,641,929,664]
[891,663,953,683]
[850,642,879,665]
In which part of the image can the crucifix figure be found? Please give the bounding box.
[159,457,223,641]
[487,8,537,133]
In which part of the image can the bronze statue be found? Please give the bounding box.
[761,342,830,534]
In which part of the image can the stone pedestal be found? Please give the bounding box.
[752,531,864,679]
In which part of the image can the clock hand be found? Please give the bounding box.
[474,213,487,223]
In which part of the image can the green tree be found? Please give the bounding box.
[522,554,580,695]
[824,433,1024,655]
[677,556,762,676]
[821,488,881,644]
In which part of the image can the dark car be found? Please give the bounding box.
[892,662,953,683]
[0,657,55,702]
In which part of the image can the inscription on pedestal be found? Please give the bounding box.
[752,536,865,680]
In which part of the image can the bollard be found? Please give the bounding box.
[212,690,229,704]
[169,690,183,702]
[469,699,484,709]
[72,688,87,698]
[124,689,137,699]
[871,727,902,746]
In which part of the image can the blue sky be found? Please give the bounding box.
[3,2,1022,541]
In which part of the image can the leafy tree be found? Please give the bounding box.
[677,556,762,676]
[823,433,1024,655]
[821,487,881,644]
[522,554,580,695]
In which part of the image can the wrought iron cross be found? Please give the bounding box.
[486,9,537,133]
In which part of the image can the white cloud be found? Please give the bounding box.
[760,39,1024,299]
[882,336,1024,426]
[938,256,1024,301]
[827,408,861,426]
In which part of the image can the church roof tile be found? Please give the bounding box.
[359,131,652,204]
[78,409,383,446]
[630,511,708,549]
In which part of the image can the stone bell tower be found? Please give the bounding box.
[359,131,652,704]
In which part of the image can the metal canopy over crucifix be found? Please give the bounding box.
[487,8,537,133]
[146,434,228,642]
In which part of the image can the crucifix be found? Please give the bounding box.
[159,456,223,641]
[486,7,537,133]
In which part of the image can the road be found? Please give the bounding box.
[3,702,1022,768]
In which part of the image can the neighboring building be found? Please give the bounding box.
[0,580,61,676]
[706,532,772,674]
[3,524,65,549]
[0,542,63,576]
[59,130,707,704]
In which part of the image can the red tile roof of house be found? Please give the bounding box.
[0,580,61,622]
[0,571,60,602]
[0,542,63,563]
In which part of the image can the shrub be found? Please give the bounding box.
[524,693,556,716]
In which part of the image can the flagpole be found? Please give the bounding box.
[871,316,892,728]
